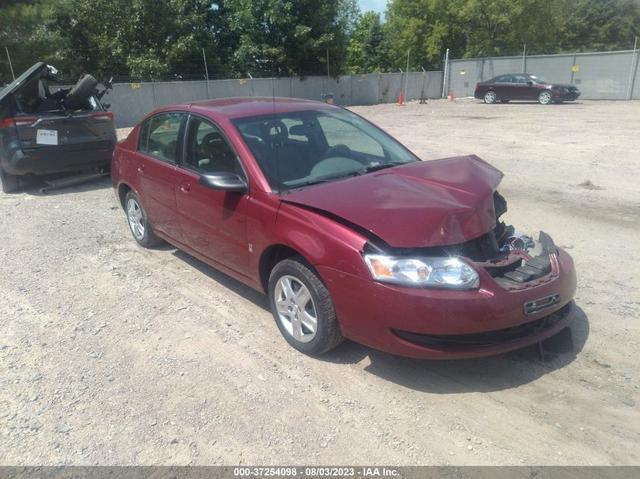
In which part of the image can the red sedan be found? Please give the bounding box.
[111,98,577,359]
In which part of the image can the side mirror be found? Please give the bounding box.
[527,81,533,86]
[199,172,247,193]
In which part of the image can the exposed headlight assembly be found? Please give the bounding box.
[363,255,480,289]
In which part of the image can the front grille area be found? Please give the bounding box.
[392,302,572,350]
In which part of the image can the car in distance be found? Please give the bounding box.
[474,73,581,105]
[0,62,116,193]
[112,97,577,359]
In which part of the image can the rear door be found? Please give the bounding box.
[492,75,513,99]
[134,111,186,242]
[174,114,250,276]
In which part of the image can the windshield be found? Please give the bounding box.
[233,108,418,191]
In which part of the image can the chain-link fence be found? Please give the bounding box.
[446,49,640,101]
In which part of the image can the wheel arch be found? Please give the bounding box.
[258,244,315,294]
[117,182,133,209]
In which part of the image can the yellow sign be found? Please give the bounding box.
[130,82,141,89]
[571,64,580,73]
[239,78,247,85]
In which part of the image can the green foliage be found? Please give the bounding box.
[383,0,640,70]
[1,0,639,84]
[222,0,355,76]
[346,11,389,73]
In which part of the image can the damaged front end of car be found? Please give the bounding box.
[363,190,563,296]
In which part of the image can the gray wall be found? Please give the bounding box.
[106,71,444,127]
[447,49,640,101]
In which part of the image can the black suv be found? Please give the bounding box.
[0,63,116,193]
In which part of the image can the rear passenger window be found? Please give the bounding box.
[138,112,185,163]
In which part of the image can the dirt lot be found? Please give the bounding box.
[1,100,638,465]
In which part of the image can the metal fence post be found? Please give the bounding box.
[441,48,449,98]
[627,37,638,100]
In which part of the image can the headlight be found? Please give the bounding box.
[363,255,479,289]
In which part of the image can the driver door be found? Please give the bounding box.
[174,114,250,276]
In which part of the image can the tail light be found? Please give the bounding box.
[1,116,38,128]
[90,112,114,121]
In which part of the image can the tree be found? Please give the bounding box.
[51,0,228,80]
[346,11,389,73]
[384,0,466,70]
[0,0,67,84]
[222,0,356,77]
[557,0,640,52]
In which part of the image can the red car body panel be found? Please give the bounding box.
[112,98,577,359]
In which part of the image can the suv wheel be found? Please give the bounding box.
[538,91,553,105]
[0,168,19,193]
[268,257,343,355]
[124,191,163,247]
[484,91,497,104]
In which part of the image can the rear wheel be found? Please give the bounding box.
[0,168,20,193]
[538,91,552,105]
[124,191,163,247]
[483,90,497,104]
[268,257,343,355]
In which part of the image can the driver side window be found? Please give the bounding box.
[184,116,243,175]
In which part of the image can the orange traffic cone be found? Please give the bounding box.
[398,91,405,106]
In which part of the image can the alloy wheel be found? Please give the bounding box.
[126,197,145,240]
[484,91,497,104]
[539,91,552,105]
[273,275,318,343]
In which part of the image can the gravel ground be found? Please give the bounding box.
[0,100,638,465]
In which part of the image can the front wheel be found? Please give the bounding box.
[0,168,20,194]
[484,91,497,104]
[268,257,343,355]
[124,191,163,247]
[538,91,552,105]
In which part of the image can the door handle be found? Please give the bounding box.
[180,183,191,193]
[137,166,145,174]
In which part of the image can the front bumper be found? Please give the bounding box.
[318,248,577,359]
[553,90,580,101]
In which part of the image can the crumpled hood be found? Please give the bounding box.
[281,155,503,248]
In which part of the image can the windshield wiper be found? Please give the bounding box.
[282,171,363,193]
[360,162,405,174]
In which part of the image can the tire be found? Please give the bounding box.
[0,168,20,193]
[64,74,99,110]
[124,191,163,247]
[483,90,497,104]
[538,90,553,105]
[268,257,343,355]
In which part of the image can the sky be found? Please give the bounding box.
[358,0,388,14]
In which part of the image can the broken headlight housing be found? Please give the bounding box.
[363,255,479,289]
